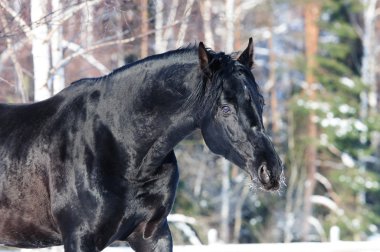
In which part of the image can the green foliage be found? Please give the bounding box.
[173,180,201,216]
[286,0,380,241]
[310,0,380,240]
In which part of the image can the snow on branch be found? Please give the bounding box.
[311,195,343,216]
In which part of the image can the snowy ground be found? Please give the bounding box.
[9,241,380,252]
[107,242,380,252]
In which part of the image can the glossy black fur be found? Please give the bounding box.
[0,39,283,252]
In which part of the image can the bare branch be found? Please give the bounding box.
[49,21,181,77]
[0,0,33,39]
[0,76,14,87]
[311,195,343,215]
[199,0,215,48]
[0,9,26,102]
[154,0,164,53]
[232,185,249,243]
[61,40,110,74]
[44,0,102,43]
[235,0,265,21]
[0,39,29,68]
[162,2,180,50]
[315,172,341,205]
[176,0,196,47]
[307,216,327,241]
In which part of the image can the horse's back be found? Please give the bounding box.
[0,97,68,247]
[0,96,64,160]
[0,81,104,248]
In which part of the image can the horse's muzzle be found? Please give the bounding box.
[258,163,281,191]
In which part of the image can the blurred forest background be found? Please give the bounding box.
[0,0,380,245]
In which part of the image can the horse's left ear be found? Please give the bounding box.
[237,37,254,68]
[198,42,212,78]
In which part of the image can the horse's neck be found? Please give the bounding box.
[108,60,201,177]
[133,70,199,169]
[134,115,196,179]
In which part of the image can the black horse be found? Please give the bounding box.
[0,39,283,252]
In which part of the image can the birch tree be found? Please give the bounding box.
[155,0,165,53]
[361,0,378,80]
[31,0,51,101]
[199,0,215,49]
[0,9,26,102]
[51,0,65,94]
[220,158,231,243]
[361,0,378,113]
[225,0,235,52]
[175,0,196,48]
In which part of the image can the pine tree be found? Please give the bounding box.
[315,0,380,240]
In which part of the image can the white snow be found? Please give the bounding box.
[338,104,355,114]
[296,99,330,112]
[18,242,380,252]
[311,195,341,214]
[320,133,329,146]
[365,181,380,189]
[340,77,355,88]
[354,120,368,132]
[168,214,196,224]
[341,153,355,168]
[321,117,367,137]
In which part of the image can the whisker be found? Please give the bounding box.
[243,170,287,195]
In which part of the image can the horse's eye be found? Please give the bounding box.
[221,105,231,116]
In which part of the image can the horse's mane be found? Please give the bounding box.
[71,45,263,119]
[107,45,199,77]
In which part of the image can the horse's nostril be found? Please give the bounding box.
[259,164,270,184]
[272,182,280,191]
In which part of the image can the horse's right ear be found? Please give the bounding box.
[198,42,212,78]
[238,37,254,68]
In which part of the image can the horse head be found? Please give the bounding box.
[198,38,284,191]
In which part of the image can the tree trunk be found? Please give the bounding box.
[162,0,179,50]
[232,185,249,243]
[361,0,378,114]
[225,0,235,52]
[301,2,320,241]
[234,0,241,49]
[82,1,94,47]
[31,0,51,101]
[220,158,230,243]
[140,0,149,58]
[268,18,279,139]
[155,0,164,53]
[0,10,26,102]
[199,0,214,48]
[284,108,304,242]
[51,0,65,94]
[176,0,195,48]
